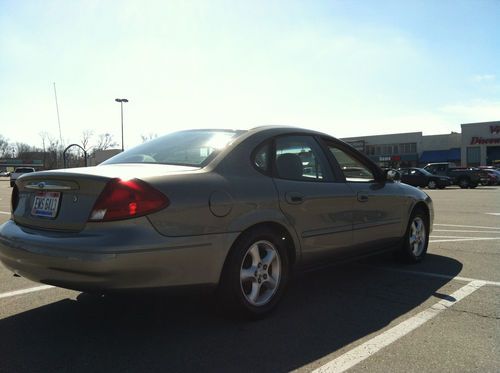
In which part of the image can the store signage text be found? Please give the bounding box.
[470,137,500,145]
[490,125,500,134]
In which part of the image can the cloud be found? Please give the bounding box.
[472,74,496,83]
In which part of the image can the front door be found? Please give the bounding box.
[323,141,404,254]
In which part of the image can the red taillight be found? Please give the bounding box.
[89,178,169,222]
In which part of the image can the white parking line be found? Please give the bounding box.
[434,223,500,230]
[434,229,500,233]
[430,237,500,243]
[312,280,485,373]
[0,285,54,300]
[366,266,500,286]
[485,213,500,216]
[430,235,488,239]
[0,211,10,215]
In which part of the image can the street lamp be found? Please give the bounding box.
[115,98,129,151]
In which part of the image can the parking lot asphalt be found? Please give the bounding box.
[0,178,498,373]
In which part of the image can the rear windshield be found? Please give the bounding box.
[15,168,35,173]
[103,129,245,167]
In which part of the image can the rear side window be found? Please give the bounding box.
[253,142,270,173]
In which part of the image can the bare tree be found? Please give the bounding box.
[0,135,10,158]
[39,132,48,153]
[94,133,118,152]
[80,130,94,152]
[45,135,62,169]
[15,142,40,158]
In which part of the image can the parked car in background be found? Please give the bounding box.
[0,170,10,177]
[478,169,500,185]
[398,167,452,189]
[0,127,433,318]
[423,162,482,189]
[9,167,36,187]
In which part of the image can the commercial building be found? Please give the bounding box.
[461,121,500,167]
[341,120,499,168]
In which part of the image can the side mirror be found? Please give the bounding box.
[385,169,401,182]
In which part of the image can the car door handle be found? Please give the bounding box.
[285,192,304,204]
[357,192,369,202]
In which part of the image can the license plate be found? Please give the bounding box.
[31,191,61,218]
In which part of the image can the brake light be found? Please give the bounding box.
[89,178,169,222]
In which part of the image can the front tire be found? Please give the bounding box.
[218,227,290,319]
[458,178,470,189]
[427,180,437,189]
[398,209,429,263]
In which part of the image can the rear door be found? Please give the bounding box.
[270,135,355,265]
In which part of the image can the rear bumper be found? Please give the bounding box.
[0,219,237,292]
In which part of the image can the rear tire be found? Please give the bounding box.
[397,209,429,263]
[10,181,14,187]
[218,227,290,319]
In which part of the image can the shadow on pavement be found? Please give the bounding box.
[0,253,462,373]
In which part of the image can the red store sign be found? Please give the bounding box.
[470,137,500,145]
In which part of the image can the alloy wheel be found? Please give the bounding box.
[240,240,281,306]
[409,217,426,257]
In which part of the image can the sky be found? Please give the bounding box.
[1,0,499,150]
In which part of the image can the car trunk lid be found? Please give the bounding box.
[13,164,198,232]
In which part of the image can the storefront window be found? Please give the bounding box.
[467,147,480,167]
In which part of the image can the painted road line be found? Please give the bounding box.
[434,223,500,230]
[0,285,54,300]
[434,229,500,233]
[0,211,10,215]
[311,281,486,373]
[430,235,486,239]
[366,266,500,286]
[485,213,500,216]
[430,237,500,243]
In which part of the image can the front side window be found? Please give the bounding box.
[328,146,375,182]
[103,130,245,167]
[274,136,332,181]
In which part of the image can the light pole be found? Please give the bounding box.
[115,98,129,151]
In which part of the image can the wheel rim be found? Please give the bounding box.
[428,180,436,189]
[240,240,281,307]
[409,217,426,257]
